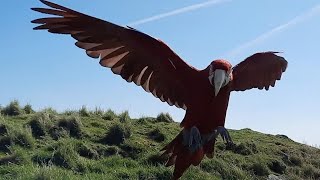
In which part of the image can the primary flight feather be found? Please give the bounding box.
[31,1,288,179]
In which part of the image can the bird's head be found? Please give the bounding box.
[208,60,233,96]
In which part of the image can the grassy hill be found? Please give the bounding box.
[0,100,319,180]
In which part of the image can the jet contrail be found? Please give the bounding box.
[127,0,232,27]
[222,4,320,59]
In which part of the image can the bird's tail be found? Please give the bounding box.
[161,129,216,180]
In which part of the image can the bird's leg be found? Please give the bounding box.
[214,126,234,146]
[182,126,234,153]
[182,126,202,153]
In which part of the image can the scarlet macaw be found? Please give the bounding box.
[31,1,288,179]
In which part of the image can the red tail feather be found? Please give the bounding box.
[161,130,214,180]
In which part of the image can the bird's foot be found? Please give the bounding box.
[182,126,202,153]
[182,126,235,152]
[214,126,234,147]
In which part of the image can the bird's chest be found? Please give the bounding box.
[192,88,231,133]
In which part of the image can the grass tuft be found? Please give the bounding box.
[48,126,69,140]
[289,155,303,166]
[268,159,286,174]
[145,153,168,166]
[95,145,119,156]
[229,141,258,155]
[249,162,269,176]
[201,158,248,179]
[119,111,130,123]
[1,100,24,116]
[79,105,90,117]
[148,128,166,142]
[156,113,174,123]
[0,124,8,136]
[119,142,143,159]
[23,104,35,114]
[93,107,104,117]
[57,116,83,138]
[76,142,99,159]
[0,154,20,165]
[28,113,52,138]
[10,127,34,148]
[302,164,320,179]
[101,109,116,121]
[99,123,131,145]
[0,136,12,152]
[33,140,80,169]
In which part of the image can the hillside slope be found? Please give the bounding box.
[0,102,319,180]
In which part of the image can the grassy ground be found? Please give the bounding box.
[0,101,319,180]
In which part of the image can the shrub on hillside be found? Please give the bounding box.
[136,117,155,124]
[48,126,69,140]
[100,123,131,145]
[156,113,174,123]
[201,158,247,179]
[103,146,120,156]
[60,142,79,167]
[302,164,320,179]
[119,111,130,123]
[39,108,58,120]
[119,142,143,159]
[29,119,46,138]
[28,113,52,138]
[32,151,53,166]
[11,128,34,148]
[0,124,8,136]
[76,142,99,159]
[93,107,104,117]
[148,128,166,142]
[229,142,258,155]
[1,125,34,150]
[146,153,168,166]
[268,159,286,174]
[52,142,78,169]
[102,109,116,121]
[249,162,269,176]
[79,106,90,117]
[63,110,78,116]
[0,136,12,152]
[33,141,79,169]
[1,100,24,116]
[138,168,172,180]
[289,155,303,166]
[23,104,35,114]
[92,144,119,157]
[311,158,320,169]
[0,154,21,165]
[57,116,83,138]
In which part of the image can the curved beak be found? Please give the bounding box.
[213,69,227,96]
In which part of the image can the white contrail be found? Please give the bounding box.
[222,4,320,59]
[127,0,232,27]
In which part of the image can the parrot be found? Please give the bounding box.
[31,1,288,179]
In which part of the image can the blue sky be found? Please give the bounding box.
[1,0,320,146]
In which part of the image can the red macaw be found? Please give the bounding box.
[32,1,288,179]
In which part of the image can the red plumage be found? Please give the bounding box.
[31,1,288,179]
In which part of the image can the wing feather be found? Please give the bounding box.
[231,52,288,91]
[32,0,198,110]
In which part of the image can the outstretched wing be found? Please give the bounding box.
[231,52,288,91]
[32,0,199,110]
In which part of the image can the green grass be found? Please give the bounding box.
[0,101,319,180]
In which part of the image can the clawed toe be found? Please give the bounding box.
[215,126,234,145]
